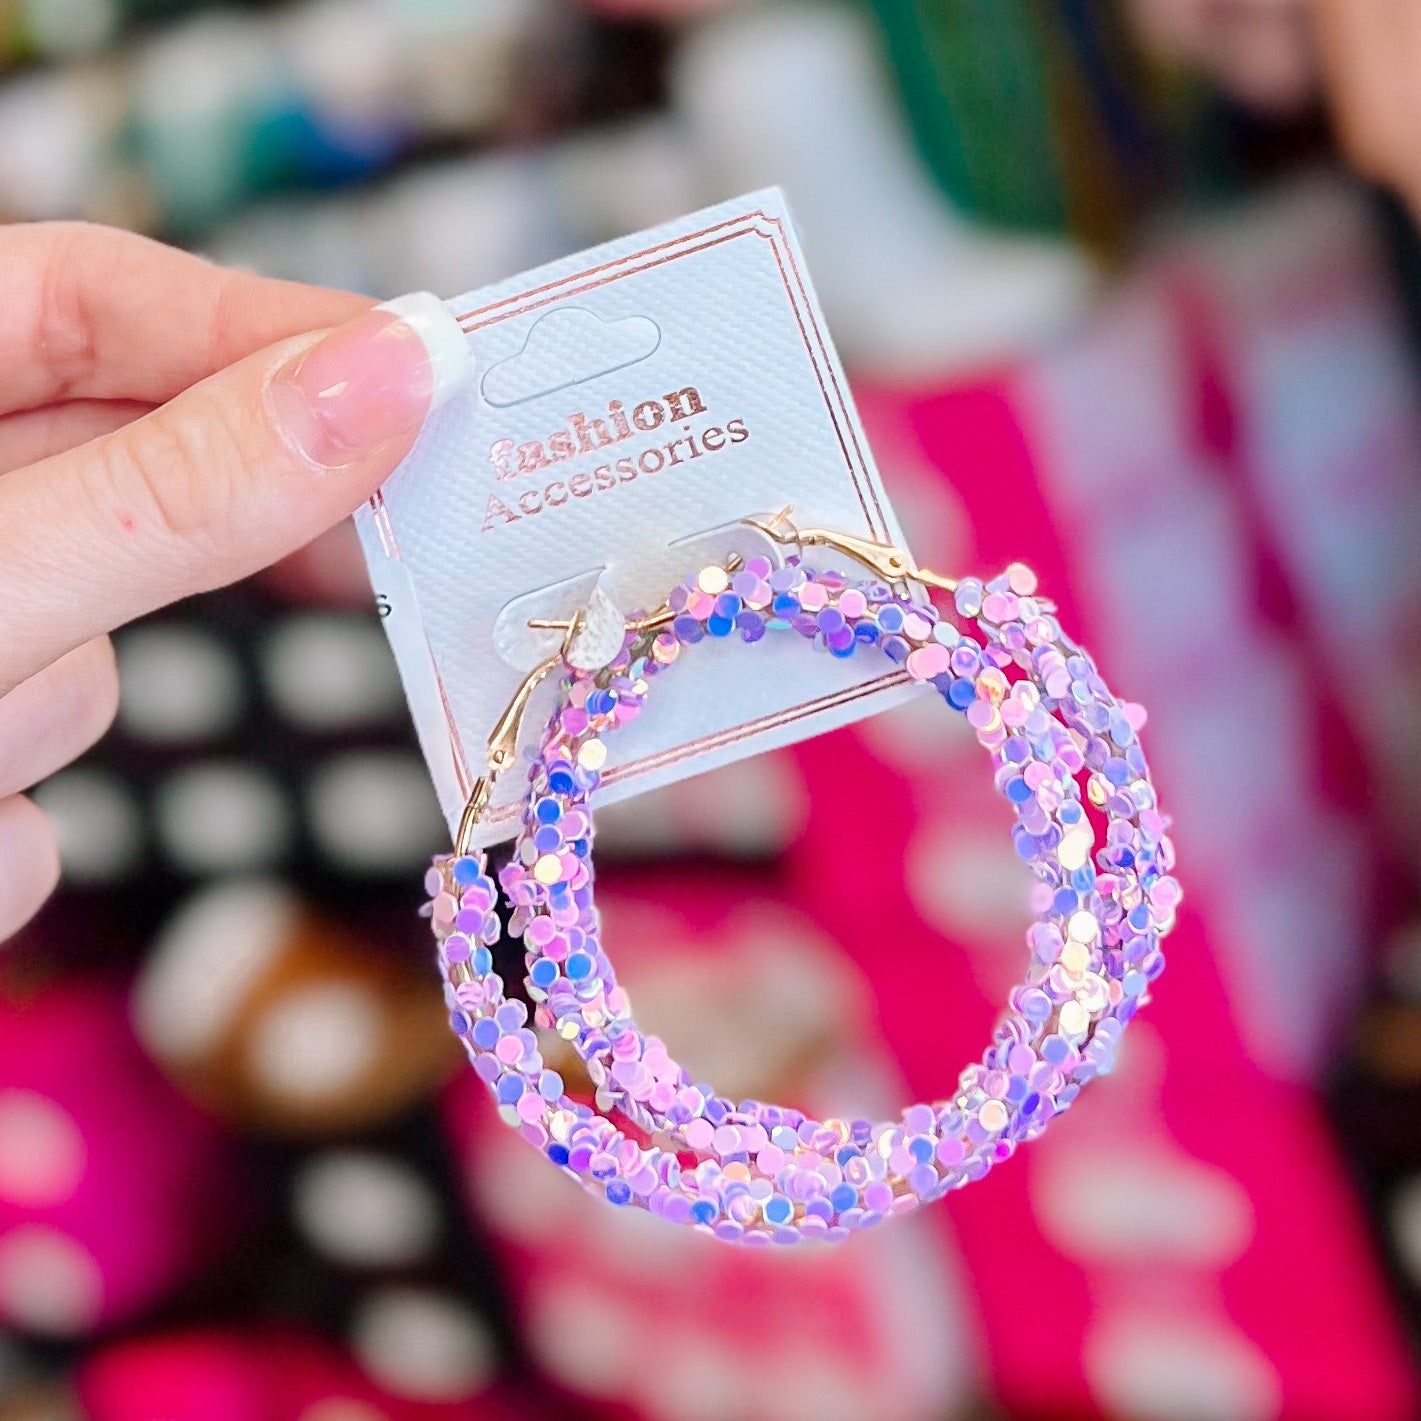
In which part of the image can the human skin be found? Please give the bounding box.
[1311,0,1421,222]
[0,222,472,940]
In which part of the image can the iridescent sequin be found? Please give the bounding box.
[426,558,1178,1243]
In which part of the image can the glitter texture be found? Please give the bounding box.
[427,558,1178,1242]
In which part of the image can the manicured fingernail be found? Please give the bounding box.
[374,292,476,408]
[267,292,473,468]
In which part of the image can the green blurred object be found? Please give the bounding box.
[869,0,1067,231]
[1,0,116,67]
[865,0,1164,249]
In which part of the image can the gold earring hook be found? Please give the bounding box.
[454,548,747,853]
[742,504,957,593]
[453,613,583,857]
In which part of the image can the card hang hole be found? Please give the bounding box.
[480,307,662,408]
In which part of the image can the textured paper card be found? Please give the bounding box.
[358,187,920,847]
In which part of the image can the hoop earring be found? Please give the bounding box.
[428,510,1178,1242]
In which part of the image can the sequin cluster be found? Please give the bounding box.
[428,556,1178,1242]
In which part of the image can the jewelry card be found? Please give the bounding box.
[357,187,921,847]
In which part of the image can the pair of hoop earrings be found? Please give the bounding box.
[427,510,1178,1244]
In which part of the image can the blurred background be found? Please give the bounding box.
[2,0,1421,1417]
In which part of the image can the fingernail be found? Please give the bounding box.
[267,292,473,468]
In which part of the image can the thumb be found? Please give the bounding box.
[0,293,472,695]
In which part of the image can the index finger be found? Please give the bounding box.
[0,222,374,417]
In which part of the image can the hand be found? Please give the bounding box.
[0,222,473,941]
[1311,0,1421,221]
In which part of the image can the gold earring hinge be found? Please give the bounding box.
[742,505,957,594]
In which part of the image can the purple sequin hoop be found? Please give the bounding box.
[428,528,1179,1244]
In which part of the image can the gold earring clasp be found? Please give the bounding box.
[742,505,957,594]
